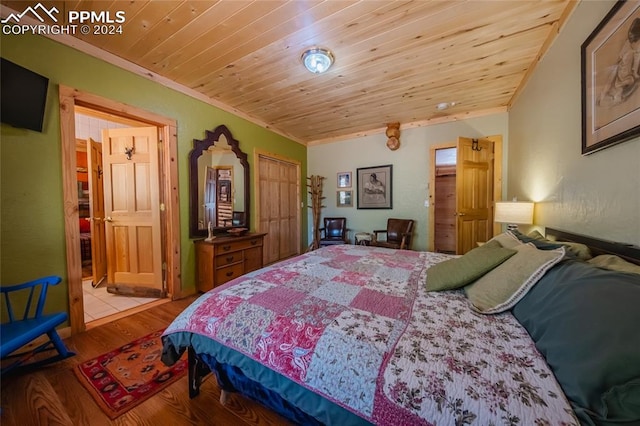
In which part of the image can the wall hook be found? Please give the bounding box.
[471,138,482,151]
[124,146,135,160]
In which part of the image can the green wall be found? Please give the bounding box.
[0,32,307,314]
[508,0,640,245]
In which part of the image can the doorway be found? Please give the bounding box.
[255,150,301,265]
[74,110,162,323]
[428,135,503,254]
[59,86,182,334]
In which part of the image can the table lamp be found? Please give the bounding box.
[494,201,534,231]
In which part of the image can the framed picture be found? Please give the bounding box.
[581,1,640,155]
[357,164,392,209]
[337,171,352,188]
[337,190,353,207]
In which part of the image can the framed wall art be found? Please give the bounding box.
[337,171,352,188]
[357,164,392,209]
[581,1,640,155]
[337,190,353,207]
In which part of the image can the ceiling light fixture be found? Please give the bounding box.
[301,48,334,74]
[436,101,456,111]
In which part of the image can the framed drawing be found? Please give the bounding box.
[357,164,392,209]
[337,190,353,207]
[337,172,352,188]
[582,1,640,155]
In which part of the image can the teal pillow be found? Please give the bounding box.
[513,260,640,425]
[426,240,516,291]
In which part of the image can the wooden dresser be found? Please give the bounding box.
[195,233,267,292]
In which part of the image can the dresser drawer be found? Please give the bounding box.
[216,237,263,254]
[215,251,243,267]
[216,263,244,285]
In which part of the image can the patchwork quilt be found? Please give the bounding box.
[163,245,577,425]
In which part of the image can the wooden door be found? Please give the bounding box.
[102,127,164,296]
[455,137,494,254]
[258,154,300,265]
[204,167,216,227]
[87,138,107,287]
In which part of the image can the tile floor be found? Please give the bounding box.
[82,279,159,323]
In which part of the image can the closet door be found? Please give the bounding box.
[257,154,300,265]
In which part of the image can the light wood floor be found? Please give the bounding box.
[0,296,291,426]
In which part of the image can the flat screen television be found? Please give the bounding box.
[1,58,49,132]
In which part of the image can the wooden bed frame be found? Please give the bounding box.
[186,227,640,415]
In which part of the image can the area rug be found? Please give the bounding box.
[73,329,187,419]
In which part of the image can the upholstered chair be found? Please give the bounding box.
[319,217,349,246]
[371,218,414,250]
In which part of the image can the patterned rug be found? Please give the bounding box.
[74,329,187,419]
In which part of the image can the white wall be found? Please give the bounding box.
[307,113,508,251]
[509,1,640,245]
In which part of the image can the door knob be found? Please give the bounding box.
[104,217,113,222]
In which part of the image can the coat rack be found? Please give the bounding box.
[307,175,325,251]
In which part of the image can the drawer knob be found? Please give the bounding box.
[223,245,231,251]
[251,240,257,245]
[226,256,234,262]
[226,271,234,277]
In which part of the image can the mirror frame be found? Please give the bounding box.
[189,125,250,238]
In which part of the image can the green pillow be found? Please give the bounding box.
[426,240,517,291]
[588,254,640,275]
[524,230,592,260]
[487,231,523,249]
[465,243,565,314]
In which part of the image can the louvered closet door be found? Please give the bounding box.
[258,154,300,265]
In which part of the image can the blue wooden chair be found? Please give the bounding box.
[1,275,75,375]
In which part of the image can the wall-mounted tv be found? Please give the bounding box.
[1,58,49,132]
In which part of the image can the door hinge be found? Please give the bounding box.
[160,203,165,211]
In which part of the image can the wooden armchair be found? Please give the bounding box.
[1,275,75,375]
[371,218,415,250]
[319,217,349,246]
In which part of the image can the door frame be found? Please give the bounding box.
[428,135,503,252]
[59,85,182,334]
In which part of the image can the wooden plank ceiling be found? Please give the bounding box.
[1,0,576,144]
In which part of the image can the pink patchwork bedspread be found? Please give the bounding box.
[164,245,577,425]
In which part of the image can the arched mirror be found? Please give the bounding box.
[189,125,249,238]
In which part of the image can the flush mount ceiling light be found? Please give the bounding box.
[436,101,456,111]
[301,48,334,74]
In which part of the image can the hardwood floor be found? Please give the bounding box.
[0,297,291,426]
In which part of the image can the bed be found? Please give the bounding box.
[162,228,640,425]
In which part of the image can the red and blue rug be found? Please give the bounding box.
[74,329,187,419]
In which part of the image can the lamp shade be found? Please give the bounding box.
[494,201,534,225]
